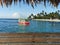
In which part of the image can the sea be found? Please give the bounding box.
[0,19,60,33]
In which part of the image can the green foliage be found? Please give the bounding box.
[28,10,60,19]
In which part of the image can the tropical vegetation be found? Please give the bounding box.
[28,10,60,19]
[0,0,60,8]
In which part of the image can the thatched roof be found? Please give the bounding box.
[0,0,60,8]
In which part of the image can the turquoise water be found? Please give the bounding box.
[0,19,60,33]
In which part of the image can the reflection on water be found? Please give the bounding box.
[49,22,60,32]
[19,25,27,30]
[0,19,60,33]
[18,24,29,33]
[18,20,60,33]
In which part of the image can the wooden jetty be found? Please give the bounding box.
[0,33,60,45]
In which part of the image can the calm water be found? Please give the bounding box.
[0,19,60,33]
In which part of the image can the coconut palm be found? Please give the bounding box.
[0,0,60,8]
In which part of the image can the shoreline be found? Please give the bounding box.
[33,19,60,22]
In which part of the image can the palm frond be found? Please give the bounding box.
[0,0,60,8]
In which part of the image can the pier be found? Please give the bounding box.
[0,33,60,45]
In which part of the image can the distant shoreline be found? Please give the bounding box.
[33,19,60,22]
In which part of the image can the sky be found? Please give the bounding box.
[0,1,60,19]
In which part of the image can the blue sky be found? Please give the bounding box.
[0,2,60,19]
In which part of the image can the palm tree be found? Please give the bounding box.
[0,0,60,8]
[58,10,60,14]
[45,12,47,15]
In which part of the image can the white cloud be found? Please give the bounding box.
[0,12,20,19]
[12,12,20,19]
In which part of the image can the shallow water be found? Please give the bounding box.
[0,19,60,33]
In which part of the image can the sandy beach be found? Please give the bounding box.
[33,19,60,22]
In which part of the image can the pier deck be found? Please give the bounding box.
[0,33,60,45]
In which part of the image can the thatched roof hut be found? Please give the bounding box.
[0,0,60,8]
